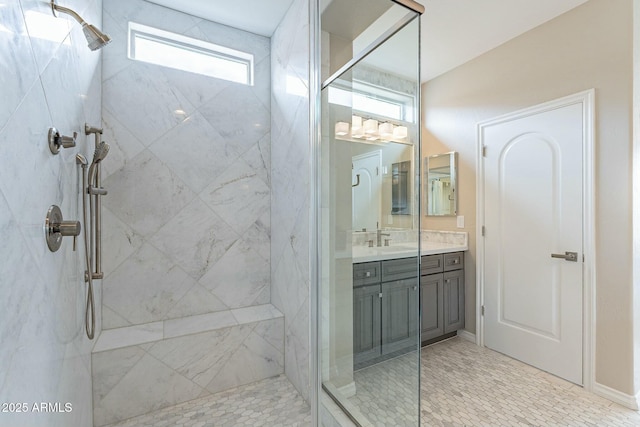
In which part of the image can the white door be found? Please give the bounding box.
[481,98,585,385]
[352,151,381,231]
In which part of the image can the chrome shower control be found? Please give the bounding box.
[48,127,77,154]
[45,205,81,252]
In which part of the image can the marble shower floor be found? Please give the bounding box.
[104,374,311,427]
[105,338,640,427]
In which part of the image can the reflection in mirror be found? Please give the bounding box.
[392,160,411,215]
[426,151,457,216]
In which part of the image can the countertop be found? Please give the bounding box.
[350,241,468,263]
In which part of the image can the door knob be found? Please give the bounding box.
[551,251,578,262]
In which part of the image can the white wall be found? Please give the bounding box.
[422,0,633,396]
[0,0,103,425]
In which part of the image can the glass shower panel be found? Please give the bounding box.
[320,14,421,426]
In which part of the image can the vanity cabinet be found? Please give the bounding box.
[353,258,418,368]
[420,252,465,344]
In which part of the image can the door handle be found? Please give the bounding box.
[551,251,578,262]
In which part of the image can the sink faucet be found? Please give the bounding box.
[376,229,390,247]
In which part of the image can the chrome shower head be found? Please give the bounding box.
[82,23,111,51]
[51,0,111,51]
[92,142,110,163]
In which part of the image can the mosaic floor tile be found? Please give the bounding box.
[106,338,640,427]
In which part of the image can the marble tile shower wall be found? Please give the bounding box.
[100,0,271,329]
[0,0,103,426]
[270,0,311,403]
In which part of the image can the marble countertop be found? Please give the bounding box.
[350,241,468,263]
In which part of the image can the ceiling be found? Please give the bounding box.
[145,0,589,81]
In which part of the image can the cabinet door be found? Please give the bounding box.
[381,278,419,355]
[354,284,382,365]
[420,273,444,341]
[443,269,465,333]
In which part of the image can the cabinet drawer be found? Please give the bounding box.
[381,257,417,282]
[443,252,464,271]
[420,254,443,276]
[353,262,381,286]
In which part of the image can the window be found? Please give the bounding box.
[128,22,254,85]
[327,80,415,122]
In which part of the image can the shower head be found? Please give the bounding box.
[92,142,110,164]
[82,23,111,51]
[51,0,111,51]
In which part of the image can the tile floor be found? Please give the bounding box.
[420,337,640,427]
[106,337,640,427]
[105,374,311,427]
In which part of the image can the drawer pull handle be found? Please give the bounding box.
[366,272,371,277]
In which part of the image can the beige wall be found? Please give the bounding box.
[421,0,633,395]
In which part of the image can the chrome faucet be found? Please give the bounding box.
[376,229,390,247]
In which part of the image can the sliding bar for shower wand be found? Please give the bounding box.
[85,124,108,280]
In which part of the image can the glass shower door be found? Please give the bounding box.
[319,5,421,425]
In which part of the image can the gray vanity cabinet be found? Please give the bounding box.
[381,277,418,356]
[420,252,465,344]
[353,257,418,368]
[353,284,382,365]
[420,273,444,341]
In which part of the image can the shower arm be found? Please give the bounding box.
[51,1,89,26]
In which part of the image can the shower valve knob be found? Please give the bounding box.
[45,205,81,252]
[48,127,77,154]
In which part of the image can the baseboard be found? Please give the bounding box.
[457,329,477,344]
[592,382,639,410]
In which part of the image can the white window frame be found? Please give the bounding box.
[128,22,254,86]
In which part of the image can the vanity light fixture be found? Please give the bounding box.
[351,115,364,138]
[335,122,349,136]
[393,125,408,139]
[379,122,394,139]
[363,119,378,135]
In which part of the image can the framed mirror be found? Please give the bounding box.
[425,151,457,216]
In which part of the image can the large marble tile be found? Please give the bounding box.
[101,206,144,276]
[0,81,66,281]
[93,353,204,426]
[199,83,270,157]
[0,0,39,131]
[149,111,240,194]
[200,157,270,236]
[164,310,238,339]
[198,238,270,309]
[231,304,283,325]
[92,345,146,403]
[101,8,131,82]
[149,198,239,280]
[242,133,271,186]
[147,325,252,389]
[93,322,163,352]
[187,18,270,64]
[103,150,195,237]
[104,0,201,35]
[0,190,39,397]
[100,109,146,180]
[160,64,230,110]
[103,243,198,324]
[164,284,229,320]
[204,320,284,394]
[285,296,311,402]
[103,62,194,145]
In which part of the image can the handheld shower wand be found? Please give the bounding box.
[76,154,95,340]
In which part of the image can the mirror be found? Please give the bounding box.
[425,151,457,216]
[351,143,414,230]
